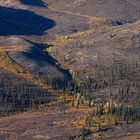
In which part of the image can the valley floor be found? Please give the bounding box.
[0,106,140,140]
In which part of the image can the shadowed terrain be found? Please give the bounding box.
[8,40,73,82]
[20,0,47,7]
[0,6,55,36]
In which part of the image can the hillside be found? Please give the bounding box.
[46,0,140,22]
[49,20,140,80]
[0,0,140,140]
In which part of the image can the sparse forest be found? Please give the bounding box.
[0,69,55,115]
[0,0,140,140]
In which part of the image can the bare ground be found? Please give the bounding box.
[0,107,83,140]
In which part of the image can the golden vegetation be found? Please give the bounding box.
[0,51,49,88]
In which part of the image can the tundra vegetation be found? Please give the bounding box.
[0,0,140,140]
[1,50,139,139]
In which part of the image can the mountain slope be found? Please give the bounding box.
[46,0,140,22]
[0,0,140,140]
[49,20,140,78]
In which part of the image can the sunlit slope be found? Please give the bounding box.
[46,0,140,22]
